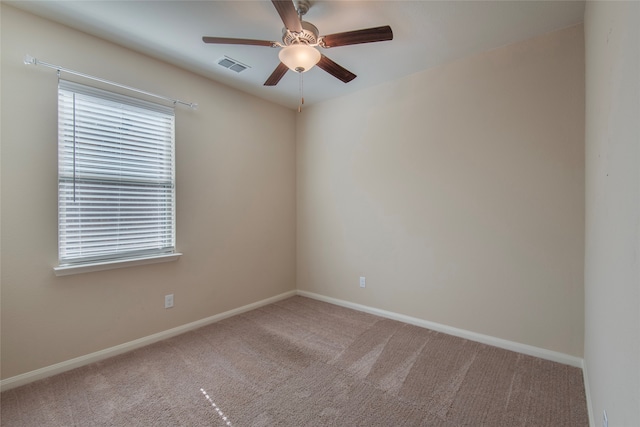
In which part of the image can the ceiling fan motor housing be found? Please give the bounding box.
[282,21,319,46]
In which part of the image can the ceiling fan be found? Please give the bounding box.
[202,0,393,87]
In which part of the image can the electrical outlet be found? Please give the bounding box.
[603,410,608,427]
[165,294,174,309]
[359,277,366,288]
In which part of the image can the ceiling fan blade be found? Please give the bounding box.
[321,25,393,48]
[316,55,356,83]
[271,0,302,32]
[202,36,275,47]
[264,62,290,86]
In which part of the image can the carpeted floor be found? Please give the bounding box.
[0,296,588,426]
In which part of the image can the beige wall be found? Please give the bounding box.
[584,1,640,425]
[0,5,296,379]
[297,25,585,357]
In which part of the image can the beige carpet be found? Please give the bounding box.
[1,296,588,426]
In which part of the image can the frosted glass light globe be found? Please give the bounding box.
[278,44,321,73]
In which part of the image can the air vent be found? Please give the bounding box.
[217,56,250,73]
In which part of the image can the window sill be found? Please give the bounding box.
[53,253,182,277]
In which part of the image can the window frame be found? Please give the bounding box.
[54,80,181,276]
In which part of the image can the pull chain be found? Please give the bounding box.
[298,71,304,113]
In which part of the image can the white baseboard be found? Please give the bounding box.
[297,290,584,368]
[582,360,595,427]
[2,289,585,392]
[0,290,297,392]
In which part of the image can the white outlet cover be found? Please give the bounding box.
[359,277,366,287]
[165,294,174,308]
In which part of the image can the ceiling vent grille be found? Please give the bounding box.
[217,56,250,73]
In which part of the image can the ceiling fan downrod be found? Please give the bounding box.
[295,0,311,18]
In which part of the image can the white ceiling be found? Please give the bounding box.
[9,0,585,110]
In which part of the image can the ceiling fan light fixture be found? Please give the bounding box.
[278,44,321,73]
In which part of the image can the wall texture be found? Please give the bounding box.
[297,25,585,357]
[584,1,640,425]
[1,5,296,379]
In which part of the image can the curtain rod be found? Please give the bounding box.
[24,54,198,109]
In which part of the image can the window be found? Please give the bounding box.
[55,80,178,275]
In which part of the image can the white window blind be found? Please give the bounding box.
[58,80,176,267]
